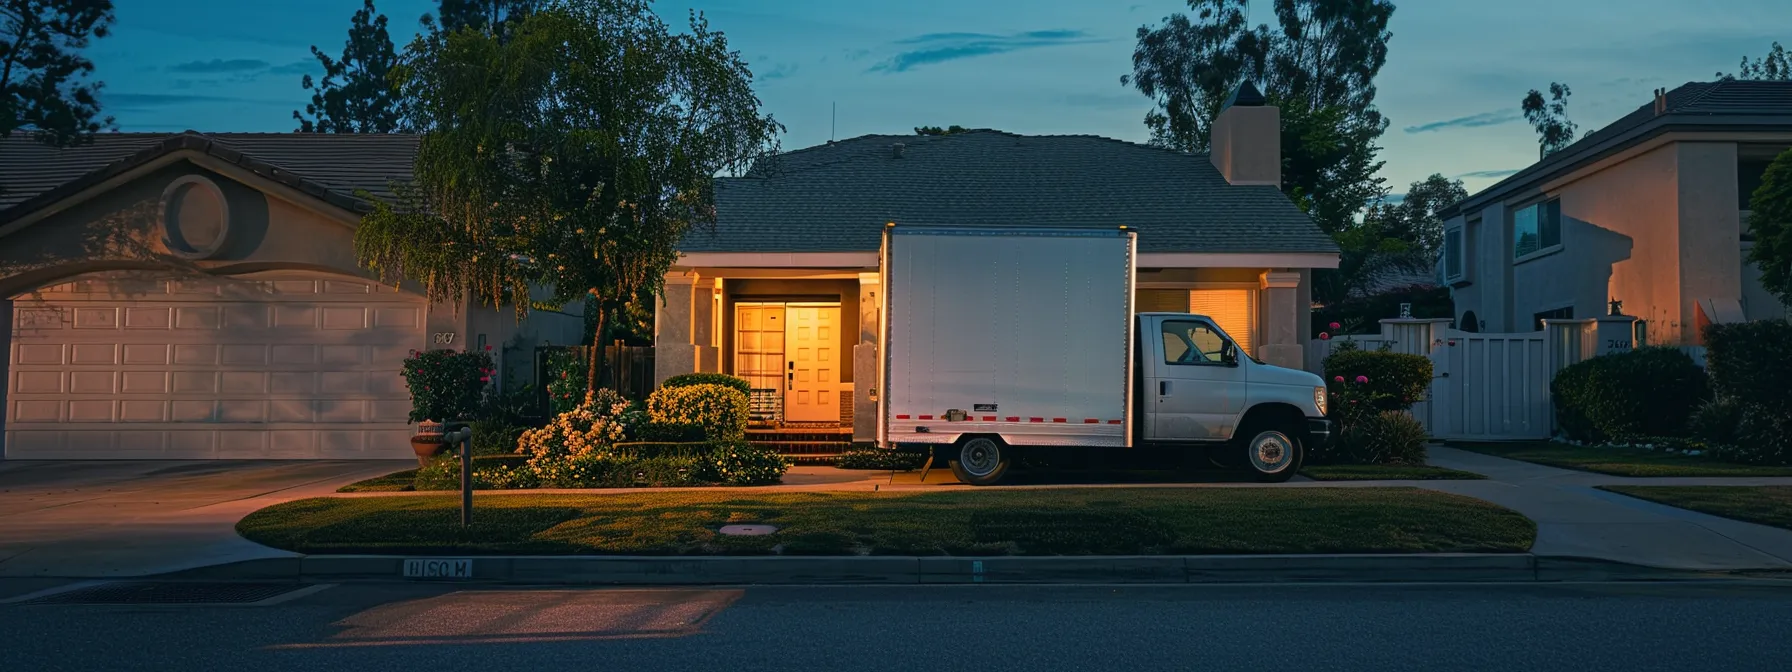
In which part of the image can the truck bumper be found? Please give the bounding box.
[1306,418,1335,445]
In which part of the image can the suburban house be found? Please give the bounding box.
[0,133,581,459]
[1441,79,1792,344]
[656,85,1341,443]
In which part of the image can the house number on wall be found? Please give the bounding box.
[433,332,457,345]
[1605,340,1631,350]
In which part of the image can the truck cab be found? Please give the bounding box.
[1133,313,1332,479]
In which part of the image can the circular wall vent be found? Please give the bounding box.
[160,175,233,260]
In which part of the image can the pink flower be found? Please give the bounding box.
[485,344,493,351]
[1333,376,1344,383]
[1329,322,1341,330]
[1355,375,1369,383]
[480,376,490,383]
[1319,332,1331,341]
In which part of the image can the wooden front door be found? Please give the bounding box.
[782,304,841,423]
[733,304,785,394]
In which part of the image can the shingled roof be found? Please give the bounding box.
[1451,79,1792,215]
[0,131,419,224]
[683,130,1337,254]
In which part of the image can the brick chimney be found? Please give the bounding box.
[1208,82,1280,187]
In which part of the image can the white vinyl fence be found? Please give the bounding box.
[1307,318,1621,441]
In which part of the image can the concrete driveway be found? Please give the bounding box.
[0,460,409,578]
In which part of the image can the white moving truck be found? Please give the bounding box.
[877,225,1332,485]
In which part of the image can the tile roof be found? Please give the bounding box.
[684,130,1337,254]
[0,131,419,223]
[1453,80,1792,214]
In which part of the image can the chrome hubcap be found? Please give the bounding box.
[1249,432,1294,473]
[960,438,1001,477]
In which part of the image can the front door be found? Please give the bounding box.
[734,304,786,394]
[782,304,841,423]
[1147,316,1249,441]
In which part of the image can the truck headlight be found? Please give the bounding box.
[1314,387,1328,416]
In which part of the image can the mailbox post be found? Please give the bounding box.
[443,423,474,527]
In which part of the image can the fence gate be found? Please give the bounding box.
[1309,318,1606,441]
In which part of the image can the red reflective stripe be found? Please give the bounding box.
[1029,417,1045,423]
[1107,420,1123,425]
[1006,417,1020,422]
[1052,418,1068,423]
[919,415,934,420]
[982,416,997,421]
[895,414,910,420]
[1083,419,1099,424]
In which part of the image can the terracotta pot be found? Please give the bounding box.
[410,436,445,467]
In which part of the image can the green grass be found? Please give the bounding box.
[1450,441,1792,477]
[1600,486,1792,531]
[237,487,1535,556]
[336,469,418,493]
[1299,465,1487,481]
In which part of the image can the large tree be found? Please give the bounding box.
[1719,41,1789,81]
[357,0,781,393]
[1747,148,1792,306]
[1522,82,1578,159]
[1317,174,1466,302]
[431,0,538,36]
[1124,0,1395,304]
[0,0,113,148]
[914,125,969,136]
[293,0,408,133]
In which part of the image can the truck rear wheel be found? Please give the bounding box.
[1239,424,1303,483]
[950,436,1011,486]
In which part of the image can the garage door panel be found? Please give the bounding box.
[70,343,117,365]
[8,274,426,460]
[69,371,115,394]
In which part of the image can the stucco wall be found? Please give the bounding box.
[1743,241,1790,320]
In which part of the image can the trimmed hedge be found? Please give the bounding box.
[1551,346,1709,442]
[837,446,928,471]
[415,441,790,488]
[1321,346,1432,412]
[648,383,749,441]
[1689,397,1745,448]
[662,373,752,395]
[402,348,495,423]
[1703,320,1792,410]
[632,422,707,443]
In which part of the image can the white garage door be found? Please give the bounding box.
[6,273,424,459]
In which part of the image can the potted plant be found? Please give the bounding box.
[411,420,446,467]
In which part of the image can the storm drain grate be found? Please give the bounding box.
[23,582,306,605]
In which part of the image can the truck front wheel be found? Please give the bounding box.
[1239,425,1303,483]
[950,436,1011,486]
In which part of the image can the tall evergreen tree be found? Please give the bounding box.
[1,0,114,148]
[294,0,407,133]
[1719,41,1789,81]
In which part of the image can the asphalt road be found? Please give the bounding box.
[3,580,1790,671]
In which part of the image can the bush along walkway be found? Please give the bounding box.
[1449,440,1792,478]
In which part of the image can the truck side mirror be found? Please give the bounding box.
[1221,342,1239,366]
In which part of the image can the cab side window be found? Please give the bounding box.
[1161,320,1229,365]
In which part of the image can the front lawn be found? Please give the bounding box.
[237,487,1535,556]
[1599,486,1792,531]
[1450,441,1792,477]
[337,469,418,493]
[1299,465,1486,481]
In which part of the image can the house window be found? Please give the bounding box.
[1443,228,1464,281]
[1532,306,1573,331]
[1513,199,1561,259]
[1740,158,1773,210]
[1188,289,1256,355]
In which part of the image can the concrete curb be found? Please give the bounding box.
[150,553,1719,585]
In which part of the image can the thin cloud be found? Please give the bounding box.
[1457,169,1521,179]
[268,58,318,75]
[870,29,1103,73]
[1064,92,1143,109]
[103,92,287,112]
[1404,110,1521,134]
[168,58,269,74]
[758,63,798,81]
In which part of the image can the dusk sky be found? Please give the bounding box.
[92,0,1788,196]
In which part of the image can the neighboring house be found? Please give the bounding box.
[0,132,581,460]
[1441,80,1792,343]
[655,85,1342,442]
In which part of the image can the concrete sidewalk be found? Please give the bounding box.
[1422,447,1792,571]
[0,460,410,578]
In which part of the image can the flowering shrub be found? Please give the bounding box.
[545,348,590,415]
[662,373,752,395]
[545,452,705,488]
[647,383,749,441]
[414,455,540,490]
[516,388,641,482]
[402,347,496,423]
[1321,346,1431,413]
[695,440,790,485]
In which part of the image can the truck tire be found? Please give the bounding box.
[950,436,1011,486]
[1238,423,1303,483]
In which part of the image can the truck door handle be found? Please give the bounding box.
[1159,381,1169,396]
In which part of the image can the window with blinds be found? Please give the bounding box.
[1136,289,1190,313]
[1188,289,1257,355]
